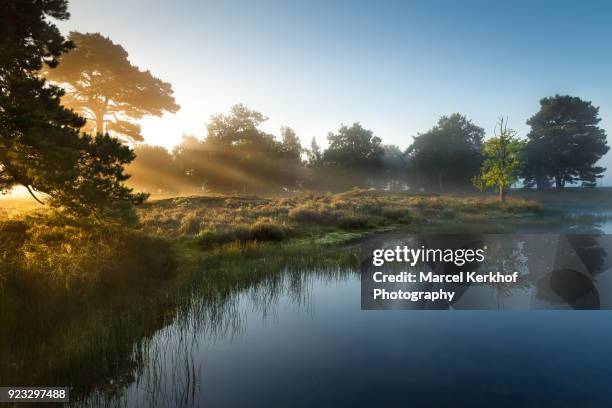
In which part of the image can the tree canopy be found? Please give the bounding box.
[323,123,383,170]
[44,32,180,143]
[170,104,303,193]
[406,113,484,192]
[473,118,525,201]
[0,0,145,220]
[523,95,609,189]
[306,123,383,189]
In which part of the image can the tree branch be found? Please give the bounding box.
[25,185,45,205]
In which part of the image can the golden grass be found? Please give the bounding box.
[136,188,542,243]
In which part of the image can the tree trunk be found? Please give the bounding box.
[438,171,443,193]
[555,174,564,190]
[499,186,506,202]
[535,170,546,191]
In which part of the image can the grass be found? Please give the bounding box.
[513,187,612,210]
[0,188,545,403]
[0,188,546,302]
[0,232,361,403]
[138,188,543,245]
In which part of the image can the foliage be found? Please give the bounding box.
[523,95,609,189]
[280,126,302,161]
[306,137,323,167]
[317,123,384,189]
[406,113,484,192]
[0,0,145,220]
[172,104,303,192]
[324,123,383,170]
[196,221,290,247]
[473,118,525,202]
[337,214,370,229]
[0,213,175,293]
[44,32,180,143]
[250,220,288,241]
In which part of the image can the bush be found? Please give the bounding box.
[250,221,287,241]
[197,221,289,247]
[359,203,384,215]
[288,206,336,225]
[197,226,252,248]
[382,207,405,221]
[179,212,200,235]
[337,215,369,230]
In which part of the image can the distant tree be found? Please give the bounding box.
[320,123,383,188]
[278,126,304,188]
[521,139,552,191]
[172,134,208,190]
[206,104,266,144]
[174,105,303,192]
[280,126,302,161]
[44,32,180,143]
[324,123,383,169]
[127,145,183,193]
[0,0,145,220]
[381,145,408,190]
[406,114,484,192]
[523,95,609,189]
[307,137,323,167]
[473,118,525,202]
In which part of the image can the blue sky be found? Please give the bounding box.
[56,0,612,183]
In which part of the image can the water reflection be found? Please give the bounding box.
[5,213,612,407]
[78,267,355,407]
[78,232,612,407]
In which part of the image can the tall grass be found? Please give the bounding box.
[138,189,543,246]
[0,188,544,403]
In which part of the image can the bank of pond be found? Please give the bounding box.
[1,188,611,405]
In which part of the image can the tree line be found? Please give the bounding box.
[127,97,609,198]
[1,0,609,223]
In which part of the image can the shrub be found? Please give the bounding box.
[359,203,384,215]
[502,198,542,213]
[382,207,405,221]
[197,226,252,248]
[0,220,28,257]
[179,212,200,235]
[288,206,336,225]
[250,221,287,241]
[337,215,369,230]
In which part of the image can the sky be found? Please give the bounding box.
[54,0,612,184]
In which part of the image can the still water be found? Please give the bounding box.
[85,215,612,407]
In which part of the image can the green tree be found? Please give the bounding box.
[523,95,609,189]
[473,118,525,202]
[280,126,302,161]
[320,123,383,188]
[173,105,303,192]
[306,137,323,167]
[44,32,180,143]
[0,0,145,220]
[406,114,484,192]
[324,123,383,169]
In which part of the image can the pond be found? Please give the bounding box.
[80,213,612,407]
